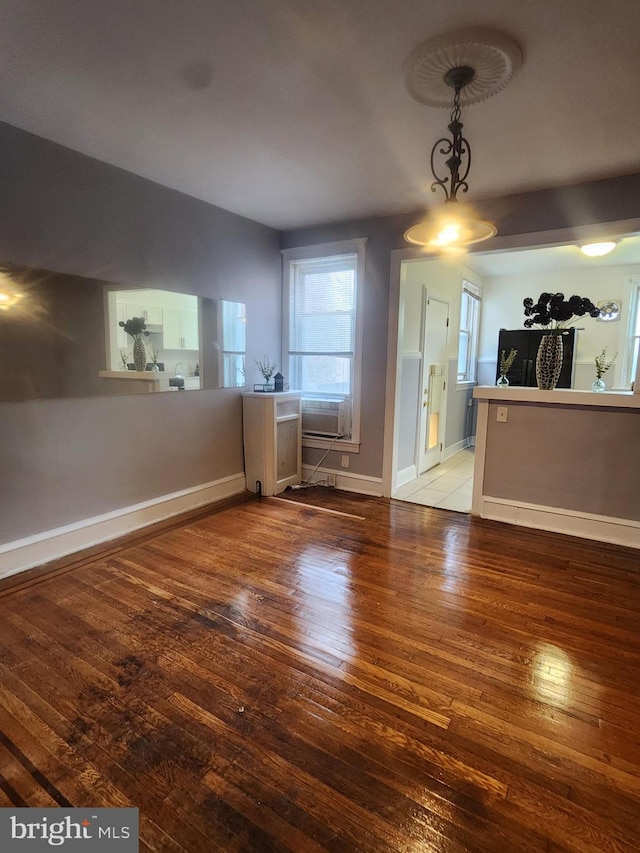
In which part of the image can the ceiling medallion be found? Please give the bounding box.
[403,28,523,107]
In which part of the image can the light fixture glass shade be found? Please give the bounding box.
[0,271,25,311]
[404,200,497,252]
[579,241,617,257]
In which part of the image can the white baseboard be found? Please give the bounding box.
[476,496,640,550]
[396,464,417,488]
[469,436,476,447]
[0,473,247,580]
[302,465,383,496]
[443,438,470,461]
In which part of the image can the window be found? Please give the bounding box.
[457,280,481,383]
[220,299,246,388]
[282,239,366,445]
[624,275,640,387]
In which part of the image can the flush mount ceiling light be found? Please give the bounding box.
[403,29,522,251]
[579,241,618,257]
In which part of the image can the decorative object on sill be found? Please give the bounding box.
[596,300,621,322]
[119,348,129,371]
[402,29,522,252]
[523,293,600,390]
[274,371,284,392]
[497,347,517,386]
[119,317,150,372]
[592,347,617,392]
[256,355,277,388]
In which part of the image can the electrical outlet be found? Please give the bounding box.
[326,473,336,487]
[341,454,350,468]
[496,406,508,423]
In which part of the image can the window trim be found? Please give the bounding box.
[623,275,640,388]
[456,279,481,386]
[281,238,367,450]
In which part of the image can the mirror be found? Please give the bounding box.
[0,263,246,402]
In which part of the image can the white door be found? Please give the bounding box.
[418,295,449,473]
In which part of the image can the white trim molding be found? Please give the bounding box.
[0,473,247,580]
[474,496,640,550]
[396,464,418,488]
[443,438,470,461]
[302,465,383,496]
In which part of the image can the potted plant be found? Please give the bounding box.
[523,293,600,389]
[497,347,518,387]
[256,356,277,391]
[593,348,617,392]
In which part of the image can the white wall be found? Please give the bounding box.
[399,257,483,457]
[479,265,640,389]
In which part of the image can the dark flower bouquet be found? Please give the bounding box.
[119,317,150,340]
[523,292,599,332]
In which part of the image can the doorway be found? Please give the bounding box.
[418,294,449,474]
[385,253,475,512]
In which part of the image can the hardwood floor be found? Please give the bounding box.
[0,490,639,852]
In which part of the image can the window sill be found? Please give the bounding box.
[456,381,478,390]
[302,435,360,453]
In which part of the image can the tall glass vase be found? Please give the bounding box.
[133,337,147,372]
[536,334,563,390]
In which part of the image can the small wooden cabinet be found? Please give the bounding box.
[242,392,302,495]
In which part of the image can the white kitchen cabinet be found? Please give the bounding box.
[116,302,163,349]
[163,308,199,350]
[242,391,302,495]
[126,303,163,325]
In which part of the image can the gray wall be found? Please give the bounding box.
[483,401,640,521]
[282,213,417,479]
[282,174,640,479]
[3,112,640,544]
[0,121,281,545]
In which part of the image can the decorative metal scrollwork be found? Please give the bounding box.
[430,69,473,202]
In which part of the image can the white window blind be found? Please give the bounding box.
[457,281,481,383]
[220,300,246,388]
[625,276,640,387]
[288,253,357,397]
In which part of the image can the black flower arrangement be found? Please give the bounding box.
[119,317,150,340]
[523,293,600,333]
[522,293,600,334]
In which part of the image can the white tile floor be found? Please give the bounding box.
[392,447,475,513]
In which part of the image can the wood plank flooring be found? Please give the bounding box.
[0,490,639,851]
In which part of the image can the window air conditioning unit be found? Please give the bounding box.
[301,398,350,437]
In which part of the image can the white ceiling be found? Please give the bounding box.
[1,0,639,231]
[464,233,640,278]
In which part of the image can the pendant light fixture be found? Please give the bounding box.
[403,29,523,252]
